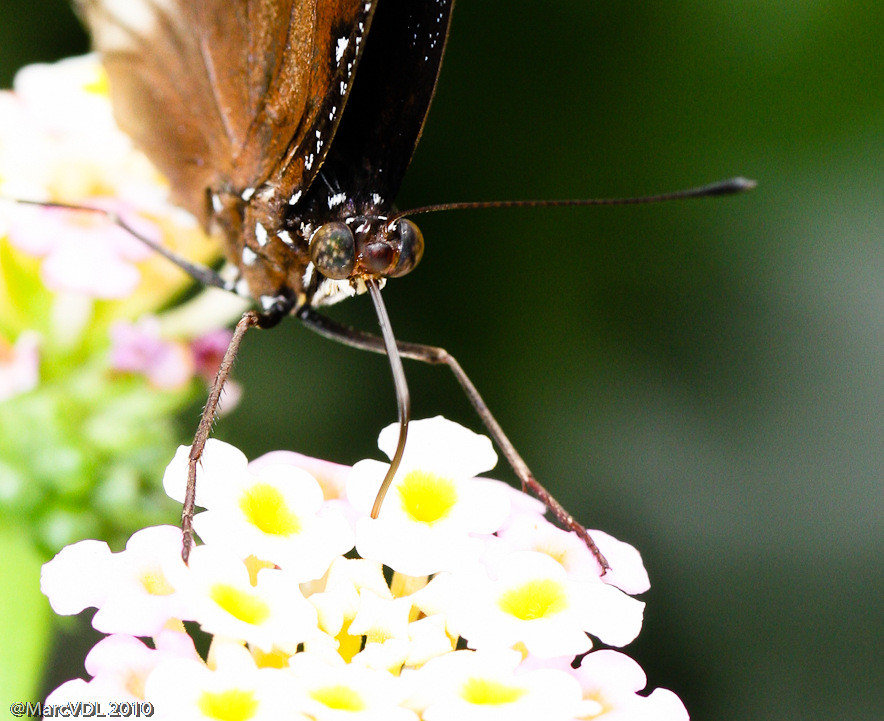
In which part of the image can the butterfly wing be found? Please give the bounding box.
[300,0,455,214]
[72,0,377,226]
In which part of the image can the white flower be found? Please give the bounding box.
[415,551,645,658]
[568,650,689,720]
[163,438,250,509]
[495,516,651,594]
[173,545,319,653]
[403,614,456,668]
[285,652,417,721]
[407,649,582,721]
[41,526,192,636]
[45,632,199,705]
[164,439,354,580]
[40,417,685,719]
[306,556,394,662]
[348,417,510,575]
[145,641,301,720]
[348,589,413,643]
[41,540,112,616]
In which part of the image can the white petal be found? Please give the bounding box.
[162,439,249,507]
[41,540,113,615]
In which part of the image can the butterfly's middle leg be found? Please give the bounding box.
[297,307,611,573]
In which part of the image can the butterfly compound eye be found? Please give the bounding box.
[387,219,424,278]
[310,222,356,280]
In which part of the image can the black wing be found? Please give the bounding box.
[295,0,455,217]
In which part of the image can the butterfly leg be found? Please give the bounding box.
[179,310,259,560]
[179,298,292,562]
[297,307,611,573]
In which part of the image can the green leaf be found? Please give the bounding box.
[0,525,53,701]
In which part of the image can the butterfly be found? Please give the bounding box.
[67,0,581,561]
[69,0,752,566]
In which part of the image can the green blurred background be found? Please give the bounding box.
[1,1,881,719]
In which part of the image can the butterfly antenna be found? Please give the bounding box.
[388,176,756,222]
[366,278,410,517]
[4,197,230,290]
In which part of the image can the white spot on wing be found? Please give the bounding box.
[302,263,315,286]
[255,223,268,247]
[241,247,258,266]
[335,37,349,64]
[241,187,255,201]
[289,190,302,206]
[260,295,280,311]
[211,193,222,213]
[328,192,346,208]
[278,230,294,246]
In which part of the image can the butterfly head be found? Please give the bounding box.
[309,216,424,282]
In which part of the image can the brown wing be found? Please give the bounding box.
[72,0,376,226]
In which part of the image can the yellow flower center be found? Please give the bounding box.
[497,578,568,620]
[576,689,611,719]
[238,483,301,536]
[461,678,527,706]
[124,671,146,700]
[82,67,110,97]
[209,584,271,626]
[310,685,366,711]
[537,541,570,568]
[397,470,458,524]
[197,689,259,721]
[335,618,364,664]
[139,566,175,596]
[251,647,291,669]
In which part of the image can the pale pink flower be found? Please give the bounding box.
[0,331,40,402]
[249,450,352,501]
[45,632,200,704]
[189,328,234,383]
[109,317,194,389]
[8,203,154,299]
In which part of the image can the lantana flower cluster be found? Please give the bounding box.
[43,417,688,720]
[0,55,246,551]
